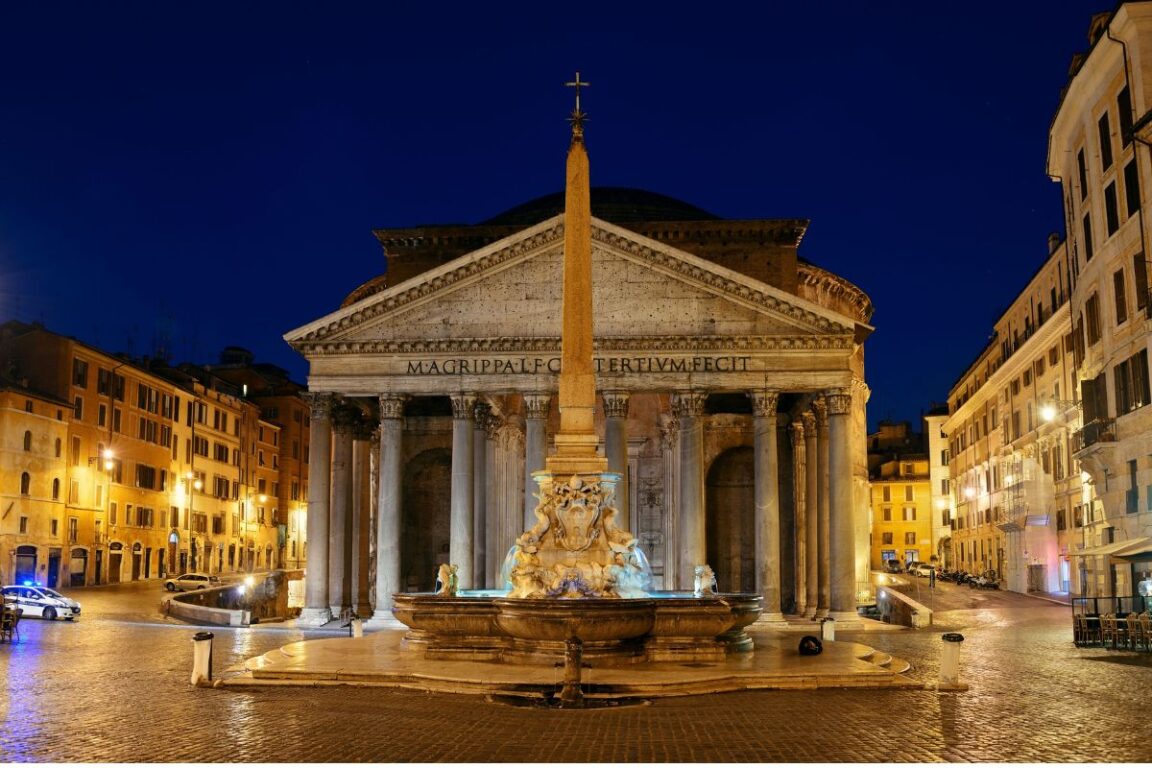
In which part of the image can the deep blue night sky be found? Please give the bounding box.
[0,1,1114,430]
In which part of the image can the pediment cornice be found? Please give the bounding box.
[286,215,856,351]
[300,333,854,357]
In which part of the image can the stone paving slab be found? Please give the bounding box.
[218,623,922,697]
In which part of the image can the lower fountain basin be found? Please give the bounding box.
[494,597,656,643]
[392,591,763,664]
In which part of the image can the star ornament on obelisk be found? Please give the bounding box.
[548,71,606,477]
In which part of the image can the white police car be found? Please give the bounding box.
[1,584,82,621]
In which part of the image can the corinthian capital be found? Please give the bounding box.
[377,394,408,420]
[671,391,708,419]
[602,390,630,419]
[825,388,852,416]
[305,392,335,422]
[524,393,552,421]
[450,394,477,421]
[749,389,779,418]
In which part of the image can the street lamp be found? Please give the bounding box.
[1040,399,1079,423]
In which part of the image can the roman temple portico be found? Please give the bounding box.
[286,197,874,627]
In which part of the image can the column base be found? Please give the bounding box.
[299,607,333,626]
[755,612,789,625]
[814,607,830,619]
[368,612,406,629]
[829,610,863,629]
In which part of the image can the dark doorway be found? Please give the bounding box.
[401,448,453,592]
[706,447,756,593]
[70,548,88,587]
[48,548,62,588]
[15,545,37,584]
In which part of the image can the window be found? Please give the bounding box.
[1114,349,1150,415]
[903,506,917,521]
[54,437,61,457]
[882,486,891,502]
[68,517,78,544]
[1136,253,1149,314]
[1078,148,1089,201]
[881,532,893,545]
[882,507,892,522]
[72,358,89,387]
[904,532,917,546]
[1083,214,1094,261]
[135,464,158,490]
[20,472,30,495]
[904,485,914,501]
[1086,292,1101,345]
[1105,182,1120,235]
[1099,111,1114,171]
[1114,269,1128,325]
[1125,159,1141,216]
[23,430,32,451]
[74,396,83,420]
[52,478,60,500]
[213,516,225,535]
[19,516,28,534]
[1119,85,1133,147]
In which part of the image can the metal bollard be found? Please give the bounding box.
[939,632,965,688]
[191,631,214,686]
[820,616,836,641]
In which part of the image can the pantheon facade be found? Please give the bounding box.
[285,187,874,624]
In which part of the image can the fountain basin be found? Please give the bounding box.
[392,591,763,664]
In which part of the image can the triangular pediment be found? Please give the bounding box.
[285,216,858,356]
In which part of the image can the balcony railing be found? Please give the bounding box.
[1071,418,1116,453]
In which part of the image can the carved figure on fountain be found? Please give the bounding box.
[506,471,649,599]
[435,564,458,596]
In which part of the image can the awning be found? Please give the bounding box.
[1075,536,1152,558]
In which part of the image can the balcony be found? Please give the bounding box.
[1071,418,1116,454]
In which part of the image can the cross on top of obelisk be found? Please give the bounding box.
[566,71,589,137]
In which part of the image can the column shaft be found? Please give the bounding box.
[472,401,490,589]
[791,419,807,617]
[752,391,782,620]
[675,392,707,591]
[450,395,476,590]
[827,389,856,618]
[328,415,354,616]
[373,395,405,621]
[603,391,630,530]
[523,394,550,530]
[815,399,831,617]
[803,412,819,618]
[302,394,332,624]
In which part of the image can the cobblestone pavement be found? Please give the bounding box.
[2,580,1151,763]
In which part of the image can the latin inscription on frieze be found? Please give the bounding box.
[405,356,753,376]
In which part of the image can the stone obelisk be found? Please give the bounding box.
[548,72,607,478]
[505,74,647,599]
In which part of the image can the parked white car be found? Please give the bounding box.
[909,563,937,578]
[164,573,222,592]
[1,584,81,621]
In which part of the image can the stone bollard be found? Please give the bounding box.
[820,616,836,642]
[190,631,214,686]
[351,617,363,638]
[939,632,965,689]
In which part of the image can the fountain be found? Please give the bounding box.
[391,74,762,666]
